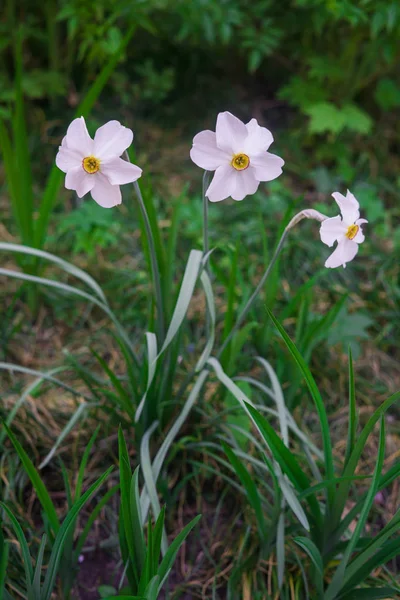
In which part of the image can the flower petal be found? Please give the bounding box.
[216,112,248,154]
[101,157,142,185]
[206,164,236,202]
[65,117,93,156]
[332,190,360,225]
[90,173,122,208]
[319,215,346,247]
[250,152,284,182]
[244,118,273,154]
[65,166,95,198]
[190,130,230,170]
[325,238,359,269]
[231,169,259,201]
[56,146,82,173]
[353,218,368,244]
[94,120,133,160]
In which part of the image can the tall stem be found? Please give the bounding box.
[125,152,165,342]
[217,208,327,358]
[217,230,289,358]
[202,171,211,334]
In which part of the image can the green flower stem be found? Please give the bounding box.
[203,171,211,334]
[126,154,165,342]
[217,208,327,358]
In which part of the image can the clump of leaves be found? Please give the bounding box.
[54,202,122,257]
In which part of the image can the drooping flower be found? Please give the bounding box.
[56,117,142,208]
[320,190,367,268]
[190,111,284,202]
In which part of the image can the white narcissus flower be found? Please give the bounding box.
[320,190,368,268]
[56,117,142,208]
[190,111,284,202]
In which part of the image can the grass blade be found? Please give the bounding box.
[344,346,357,469]
[222,442,266,537]
[293,536,323,594]
[159,249,203,354]
[267,309,334,503]
[2,423,59,534]
[157,515,202,586]
[32,534,47,592]
[0,529,9,600]
[333,390,400,527]
[195,270,216,371]
[135,332,158,422]
[0,243,107,303]
[118,427,140,588]
[42,466,112,600]
[0,503,33,583]
[140,369,208,522]
[39,402,91,469]
[325,417,386,600]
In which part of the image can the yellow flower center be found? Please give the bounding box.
[231,153,250,171]
[345,224,359,240]
[82,155,101,174]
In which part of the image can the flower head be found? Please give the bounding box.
[320,190,367,268]
[190,111,284,202]
[56,117,142,208]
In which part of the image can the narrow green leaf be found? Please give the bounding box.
[74,484,119,560]
[0,120,22,240]
[0,529,9,600]
[152,506,165,575]
[42,466,112,600]
[339,588,398,600]
[130,467,146,573]
[325,417,386,600]
[345,346,357,469]
[140,370,208,522]
[75,425,101,500]
[140,422,166,553]
[267,309,334,502]
[333,390,400,527]
[13,27,33,244]
[278,475,309,531]
[144,575,161,600]
[293,536,324,593]
[157,515,201,585]
[222,442,266,536]
[32,534,47,592]
[3,423,59,533]
[118,426,139,587]
[39,402,90,469]
[340,538,400,595]
[257,357,288,446]
[135,332,158,422]
[244,403,319,524]
[159,249,203,354]
[276,512,285,589]
[344,510,400,582]
[0,503,33,583]
[195,270,216,371]
[92,349,135,421]
[0,243,107,303]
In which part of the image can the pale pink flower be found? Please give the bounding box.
[56,117,142,208]
[320,190,367,268]
[190,111,284,202]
